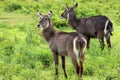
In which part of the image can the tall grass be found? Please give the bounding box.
[0,0,120,80]
[1,0,120,26]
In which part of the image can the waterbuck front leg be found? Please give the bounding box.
[99,38,104,50]
[84,35,90,49]
[52,52,59,77]
[61,56,67,78]
[87,37,90,49]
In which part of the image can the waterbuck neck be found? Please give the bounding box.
[41,19,55,42]
[68,13,78,30]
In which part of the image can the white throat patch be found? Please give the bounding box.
[46,21,49,28]
[67,13,69,21]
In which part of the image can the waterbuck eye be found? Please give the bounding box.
[44,17,48,20]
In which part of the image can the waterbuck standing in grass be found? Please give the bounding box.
[37,10,87,79]
[61,3,114,50]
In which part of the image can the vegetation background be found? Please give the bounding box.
[0,0,120,80]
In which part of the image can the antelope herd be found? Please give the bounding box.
[36,3,113,80]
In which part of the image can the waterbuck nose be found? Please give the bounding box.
[37,24,40,28]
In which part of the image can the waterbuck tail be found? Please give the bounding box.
[108,20,114,36]
[76,36,87,78]
[104,20,114,36]
[73,36,87,59]
[76,37,87,58]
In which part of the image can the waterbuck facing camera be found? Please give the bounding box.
[37,10,87,79]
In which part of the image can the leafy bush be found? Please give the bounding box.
[38,52,53,67]
[0,22,11,28]
[25,26,40,46]
[0,36,6,43]
[54,21,68,28]
[83,65,95,76]
[4,2,22,12]
[106,74,120,80]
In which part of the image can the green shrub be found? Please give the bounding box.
[0,39,15,56]
[33,4,40,10]
[38,52,53,68]
[4,2,22,12]
[83,65,95,76]
[25,26,40,46]
[106,74,120,80]
[20,69,35,80]
[0,22,11,28]
[0,36,6,43]
[54,21,68,28]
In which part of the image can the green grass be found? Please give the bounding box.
[0,12,33,25]
[0,0,120,80]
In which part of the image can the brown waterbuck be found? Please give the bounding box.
[61,3,114,50]
[37,10,87,79]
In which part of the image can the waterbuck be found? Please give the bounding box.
[61,3,114,50]
[37,10,87,79]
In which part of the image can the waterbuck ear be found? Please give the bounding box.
[48,10,52,18]
[65,3,68,10]
[73,3,78,9]
[37,10,43,18]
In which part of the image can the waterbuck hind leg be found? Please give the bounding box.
[106,37,111,48]
[61,56,67,78]
[68,51,79,74]
[105,33,111,48]
[79,53,85,80]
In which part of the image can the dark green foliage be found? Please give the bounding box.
[54,21,68,28]
[83,65,95,76]
[4,2,22,12]
[0,22,11,28]
[0,36,6,43]
[38,52,53,68]
[106,74,120,80]
[25,26,41,46]
[78,9,97,18]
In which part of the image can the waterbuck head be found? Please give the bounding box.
[61,3,78,20]
[37,10,52,29]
